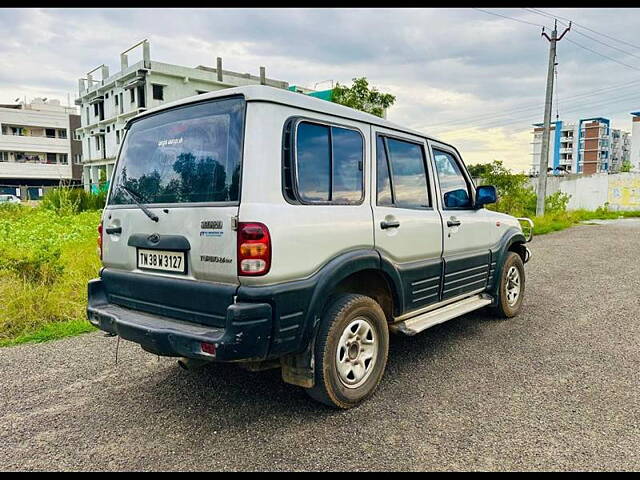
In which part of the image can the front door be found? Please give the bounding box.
[372,128,443,315]
[429,142,493,301]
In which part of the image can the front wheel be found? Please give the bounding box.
[492,251,525,318]
[305,294,389,409]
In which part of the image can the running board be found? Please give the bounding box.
[390,294,493,336]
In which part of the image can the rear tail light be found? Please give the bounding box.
[97,221,103,260]
[237,222,271,276]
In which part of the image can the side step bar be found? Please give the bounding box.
[390,294,493,336]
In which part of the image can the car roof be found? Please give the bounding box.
[130,85,449,146]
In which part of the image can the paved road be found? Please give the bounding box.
[1,220,639,471]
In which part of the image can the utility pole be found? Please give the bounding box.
[536,19,571,216]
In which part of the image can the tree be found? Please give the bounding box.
[620,159,632,173]
[466,163,493,179]
[331,77,396,118]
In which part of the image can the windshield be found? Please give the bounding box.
[108,96,245,205]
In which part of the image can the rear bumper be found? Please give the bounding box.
[87,278,272,362]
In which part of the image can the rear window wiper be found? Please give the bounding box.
[117,185,159,222]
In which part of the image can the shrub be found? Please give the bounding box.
[41,186,107,213]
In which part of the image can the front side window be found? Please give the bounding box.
[376,135,430,209]
[293,121,363,204]
[432,149,472,209]
[108,96,245,205]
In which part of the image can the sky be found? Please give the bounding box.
[2,7,640,173]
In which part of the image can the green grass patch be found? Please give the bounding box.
[0,318,96,347]
[0,203,102,345]
[531,209,640,236]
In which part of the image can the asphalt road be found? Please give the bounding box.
[1,219,639,471]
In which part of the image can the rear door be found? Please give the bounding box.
[371,128,443,315]
[100,96,245,326]
[428,141,493,301]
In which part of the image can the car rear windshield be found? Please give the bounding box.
[108,96,245,205]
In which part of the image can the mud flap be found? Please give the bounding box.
[280,315,320,388]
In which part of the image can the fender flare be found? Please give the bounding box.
[488,228,527,296]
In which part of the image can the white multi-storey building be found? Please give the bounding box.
[630,111,640,171]
[0,98,81,199]
[75,39,290,191]
[530,117,631,175]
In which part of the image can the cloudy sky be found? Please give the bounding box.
[2,7,640,172]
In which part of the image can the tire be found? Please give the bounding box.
[492,251,525,318]
[305,294,389,409]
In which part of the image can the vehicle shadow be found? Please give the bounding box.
[106,307,504,434]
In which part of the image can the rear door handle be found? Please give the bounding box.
[380,220,400,230]
[105,226,122,235]
[447,218,461,227]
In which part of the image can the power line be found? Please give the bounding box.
[472,8,550,28]
[564,38,640,72]
[421,79,640,129]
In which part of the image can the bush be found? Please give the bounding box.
[41,186,107,214]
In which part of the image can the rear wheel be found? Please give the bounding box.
[492,251,525,318]
[305,294,389,409]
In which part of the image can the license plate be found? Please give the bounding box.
[137,249,186,273]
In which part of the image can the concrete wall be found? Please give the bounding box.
[529,172,640,211]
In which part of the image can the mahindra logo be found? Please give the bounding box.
[147,233,160,244]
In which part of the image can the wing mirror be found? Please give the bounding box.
[475,185,498,208]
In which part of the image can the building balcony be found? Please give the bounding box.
[0,134,68,154]
[0,160,72,180]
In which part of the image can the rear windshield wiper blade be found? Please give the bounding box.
[117,185,159,222]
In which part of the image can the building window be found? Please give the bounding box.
[45,128,56,138]
[86,107,90,124]
[196,90,209,95]
[136,85,146,108]
[58,129,67,139]
[130,89,135,104]
[95,136,100,151]
[106,126,110,133]
[119,93,124,114]
[0,152,7,162]
[94,103,99,116]
[115,94,119,106]
[116,130,120,144]
[47,153,57,164]
[152,84,164,100]
[59,154,68,164]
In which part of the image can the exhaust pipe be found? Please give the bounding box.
[177,357,211,371]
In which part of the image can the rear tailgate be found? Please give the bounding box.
[100,96,245,327]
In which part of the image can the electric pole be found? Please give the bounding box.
[536,19,571,216]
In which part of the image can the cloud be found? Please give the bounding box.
[1,7,639,171]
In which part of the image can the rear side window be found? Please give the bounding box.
[108,97,245,205]
[376,135,430,209]
[286,120,364,205]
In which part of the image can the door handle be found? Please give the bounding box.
[447,218,461,227]
[105,226,122,235]
[380,220,400,230]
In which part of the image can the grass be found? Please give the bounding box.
[0,318,95,347]
[0,204,102,347]
[531,209,640,236]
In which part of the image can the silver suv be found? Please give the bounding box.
[87,86,532,409]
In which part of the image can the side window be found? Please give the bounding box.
[376,135,430,209]
[432,149,472,209]
[376,136,393,206]
[291,120,364,204]
[296,122,331,202]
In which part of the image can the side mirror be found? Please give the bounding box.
[475,185,498,208]
[443,188,471,208]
